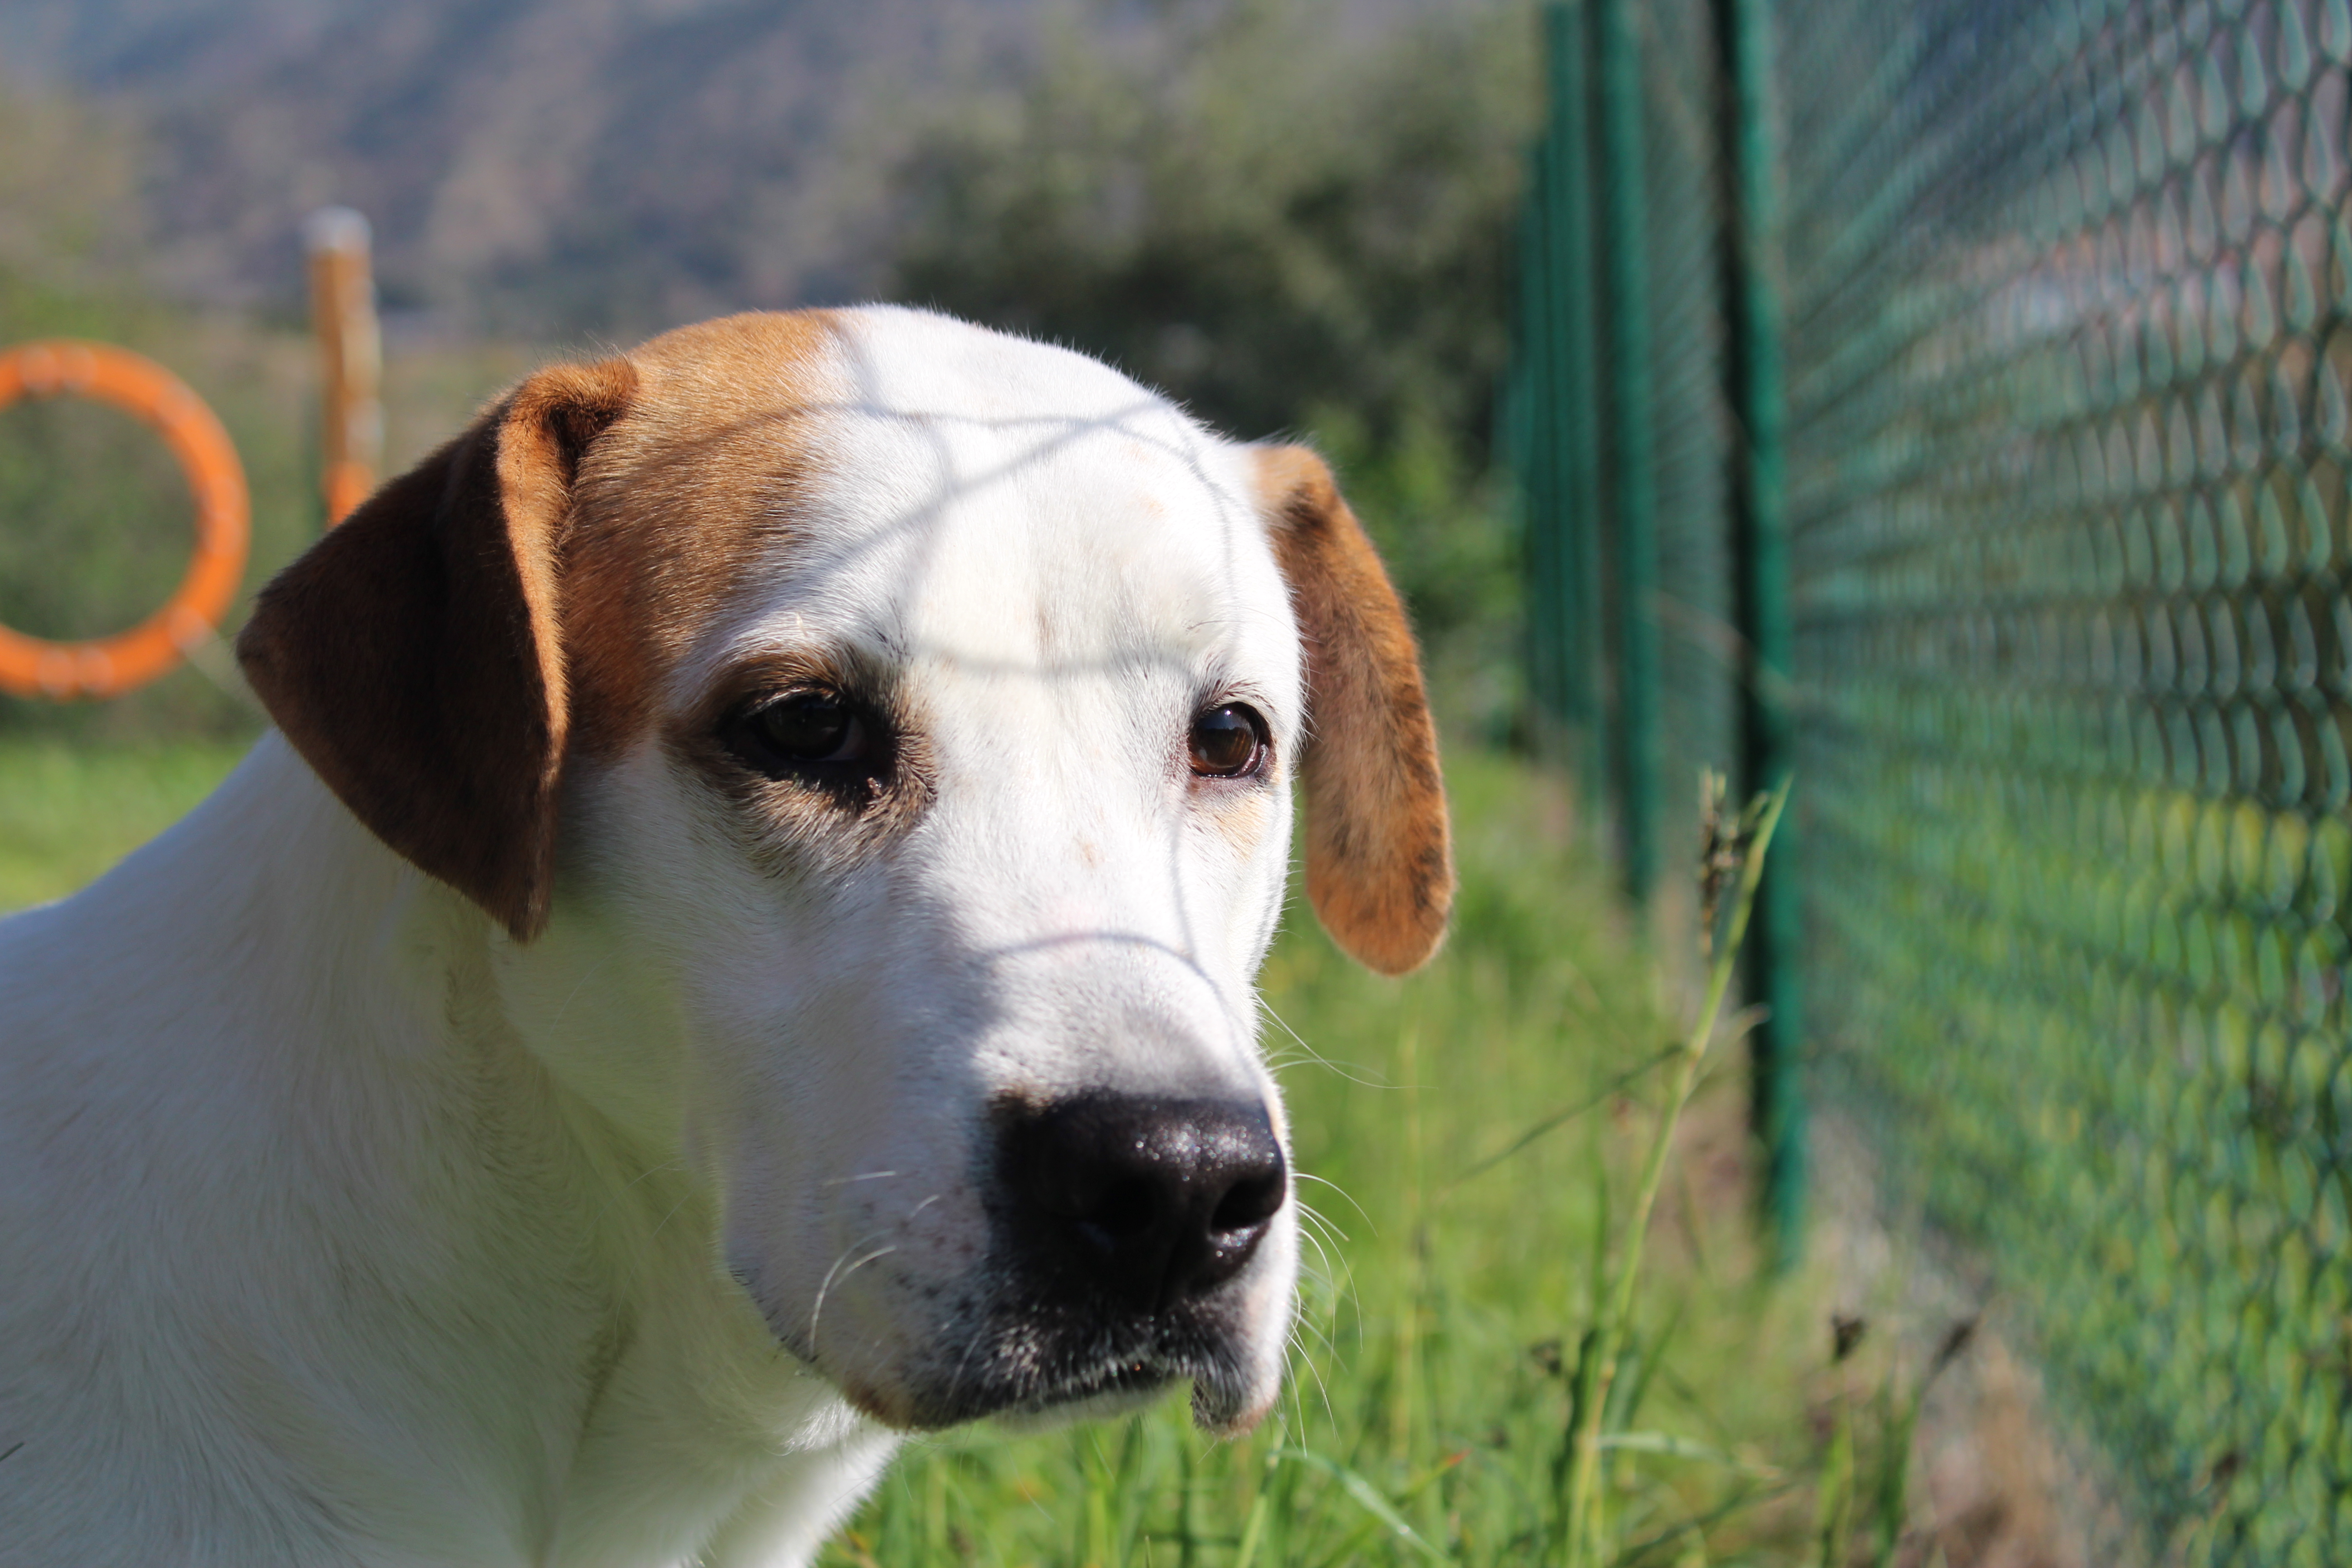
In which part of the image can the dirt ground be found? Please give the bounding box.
[1806,1116,2156,1568]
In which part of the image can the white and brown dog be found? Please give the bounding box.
[0,308,1450,1566]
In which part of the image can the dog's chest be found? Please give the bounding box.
[532,1277,878,1567]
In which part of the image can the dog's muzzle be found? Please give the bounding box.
[890,1090,1289,1430]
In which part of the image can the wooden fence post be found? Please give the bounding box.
[304,207,382,527]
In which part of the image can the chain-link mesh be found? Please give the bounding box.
[1514,0,2352,1556]
[1510,0,1740,881]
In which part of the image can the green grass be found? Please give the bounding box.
[0,735,253,910]
[3,740,1872,1564]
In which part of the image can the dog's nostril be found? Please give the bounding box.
[1211,1170,1285,1235]
[995,1091,1287,1308]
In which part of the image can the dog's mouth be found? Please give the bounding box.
[732,1232,1279,1436]
[880,1304,1264,1434]
[986,1351,1177,1429]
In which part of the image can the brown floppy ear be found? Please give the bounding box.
[1253,445,1454,975]
[237,358,638,941]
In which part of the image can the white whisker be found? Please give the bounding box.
[1295,1172,1374,1232]
[1257,997,1392,1088]
[822,1170,904,1186]
[808,1226,894,1351]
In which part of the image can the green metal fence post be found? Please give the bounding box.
[1517,1,1607,810]
[1516,128,1564,739]
[1713,0,1804,1261]
[1595,0,1658,902]
[1548,0,1607,818]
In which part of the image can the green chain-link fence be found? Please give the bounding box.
[1511,0,2352,1556]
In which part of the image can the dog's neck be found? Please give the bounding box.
[2,733,884,1565]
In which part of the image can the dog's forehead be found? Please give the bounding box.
[629,308,1298,706]
[808,317,1282,666]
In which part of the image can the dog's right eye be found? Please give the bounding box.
[1189,703,1268,778]
[728,693,876,776]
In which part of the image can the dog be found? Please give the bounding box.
[0,307,1451,1566]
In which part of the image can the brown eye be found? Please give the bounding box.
[730,692,875,775]
[1188,703,1266,778]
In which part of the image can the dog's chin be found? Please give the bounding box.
[841,1318,1273,1436]
[1189,1367,1276,1437]
[1003,1342,1279,1434]
[968,1352,1272,1437]
[986,1368,1174,1435]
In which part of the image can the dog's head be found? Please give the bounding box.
[237,308,1450,1433]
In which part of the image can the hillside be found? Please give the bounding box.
[2,0,1042,331]
[0,0,1440,337]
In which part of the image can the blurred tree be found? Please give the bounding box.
[879,0,1537,720]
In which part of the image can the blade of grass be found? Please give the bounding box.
[1113,1414,1148,1565]
[1560,776,1792,1566]
[1814,1400,1855,1568]
[1446,1045,1679,1190]
[924,1455,948,1560]
[1870,1316,1976,1567]
[1231,1441,1283,1568]
[1177,1428,1201,1568]
[1594,1430,1780,1478]
[1617,1476,1810,1566]
[1232,1491,1273,1568]
[1269,1447,1451,1564]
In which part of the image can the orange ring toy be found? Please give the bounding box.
[0,340,250,700]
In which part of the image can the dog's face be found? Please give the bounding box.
[236,309,1450,1435]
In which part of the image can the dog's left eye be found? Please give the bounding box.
[730,693,876,775]
[1189,703,1267,779]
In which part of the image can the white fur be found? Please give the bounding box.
[0,309,1304,1566]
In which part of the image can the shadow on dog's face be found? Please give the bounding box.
[236,307,1453,1437]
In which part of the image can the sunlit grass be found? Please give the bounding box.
[0,735,250,911]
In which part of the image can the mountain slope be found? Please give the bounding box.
[4,0,1034,329]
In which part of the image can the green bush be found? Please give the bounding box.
[879,0,1538,731]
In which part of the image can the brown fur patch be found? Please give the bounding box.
[1205,783,1276,858]
[1251,445,1453,975]
[238,311,844,939]
[238,358,638,940]
[559,311,843,760]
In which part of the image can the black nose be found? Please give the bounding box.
[995,1093,1288,1311]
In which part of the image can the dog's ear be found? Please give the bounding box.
[238,358,638,941]
[1253,445,1454,975]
